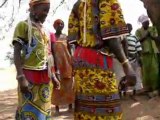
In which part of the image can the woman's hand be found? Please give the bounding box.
[17,75,30,94]
[125,74,136,87]
[52,75,60,90]
[122,62,136,87]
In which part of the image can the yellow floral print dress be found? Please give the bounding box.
[68,0,128,119]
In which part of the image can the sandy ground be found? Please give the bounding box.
[1,67,160,120]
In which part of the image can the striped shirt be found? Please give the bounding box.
[126,34,142,62]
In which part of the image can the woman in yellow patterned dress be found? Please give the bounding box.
[68,0,136,120]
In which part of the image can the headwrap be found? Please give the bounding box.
[53,19,64,29]
[138,14,149,24]
[29,0,50,7]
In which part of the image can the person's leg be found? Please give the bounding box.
[133,89,136,95]
[55,105,59,113]
[68,104,72,112]
[141,54,152,95]
[146,54,159,99]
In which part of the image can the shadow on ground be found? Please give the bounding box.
[0,89,17,120]
[1,89,160,120]
[0,89,73,120]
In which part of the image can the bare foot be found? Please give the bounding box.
[54,110,60,116]
[68,104,73,112]
[129,95,138,102]
[68,107,73,113]
[67,109,73,113]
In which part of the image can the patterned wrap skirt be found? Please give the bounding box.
[73,47,122,120]
[15,70,53,120]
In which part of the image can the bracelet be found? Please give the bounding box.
[16,74,25,80]
[121,59,129,65]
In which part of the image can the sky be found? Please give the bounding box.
[0,0,147,68]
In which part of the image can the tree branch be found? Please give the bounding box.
[53,0,65,15]
[0,0,8,8]
[19,0,21,8]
